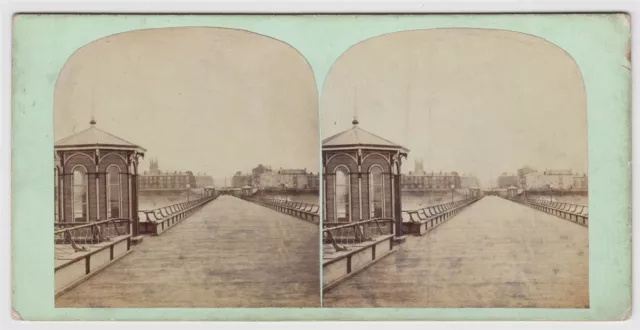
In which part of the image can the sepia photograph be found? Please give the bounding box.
[321,29,590,308]
[9,12,631,321]
[52,27,320,308]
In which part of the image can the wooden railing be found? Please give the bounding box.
[241,196,320,224]
[54,218,131,252]
[137,195,219,235]
[402,197,482,223]
[323,218,394,251]
[400,197,483,235]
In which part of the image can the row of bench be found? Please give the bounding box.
[401,197,484,235]
[138,195,219,235]
[241,196,320,224]
[508,197,589,227]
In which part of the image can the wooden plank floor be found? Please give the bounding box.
[56,195,320,308]
[323,196,589,308]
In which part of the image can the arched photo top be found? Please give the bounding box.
[53,27,320,175]
[320,28,588,183]
[322,27,585,95]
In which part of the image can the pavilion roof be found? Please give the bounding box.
[55,121,146,152]
[322,121,409,153]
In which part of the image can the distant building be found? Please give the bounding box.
[148,157,161,175]
[235,164,319,190]
[194,172,214,188]
[572,173,588,190]
[546,169,574,190]
[459,173,481,189]
[279,168,309,189]
[401,161,461,190]
[139,159,196,190]
[231,171,252,188]
[412,159,427,176]
[251,164,272,188]
[524,169,576,190]
[497,173,519,189]
[259,170,281,188]
[307,172,320,190]
[517,165,537,188]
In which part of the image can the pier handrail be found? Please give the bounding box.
[505,196,588,226]
[54,218,131,252]
[322,218,394,251]
[248,196,320,214]
[401,197,481,223]
[54,218,129,234]
[240,195,320,224]
[522,198,588,216]
[322,218,391,231]
[138,195,218,224]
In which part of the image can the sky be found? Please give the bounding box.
[54,28,319,186]
[321,29,588,188]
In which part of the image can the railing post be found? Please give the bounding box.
[393,172,403,238]
[131,166,140,238]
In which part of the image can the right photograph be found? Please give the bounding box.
[321,29,589,308]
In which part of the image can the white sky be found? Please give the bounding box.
[53,27,588,189]
[54,28,319,186]
[321,29,588,187]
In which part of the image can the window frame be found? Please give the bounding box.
[54,167,59,222]
[71,165,89,223]
[369,164,385,219]
[334,165,351,222]
[106,164,122,219]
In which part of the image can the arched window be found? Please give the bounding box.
[106,165,122,219]
[54,167,59,222]
[72,166,88,222]
[335,166,350,222]
[369,165,384,218]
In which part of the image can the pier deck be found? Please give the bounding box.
[55,195,320,308]
[323,196,588,308]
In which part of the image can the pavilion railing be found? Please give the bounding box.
[323,218,394,251]
[54,218,131,252]
[241,196,320,224]
[137,195,218,234]
[507,197,588,227]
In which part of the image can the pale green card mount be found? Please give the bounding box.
[12,14,631,321]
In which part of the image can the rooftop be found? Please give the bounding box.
[279,168,307,174]
[545,169,573,175]
[55,120,146,152]
[404,172,459,177]
[141,171,193,177]
[322,120,409,153]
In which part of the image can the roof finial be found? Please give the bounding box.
[352,85,359,126]
[90,86,96,126]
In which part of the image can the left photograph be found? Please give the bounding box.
[52,27,320,308]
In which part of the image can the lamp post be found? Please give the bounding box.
[187,184,191,202]
[450,184,455,203]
